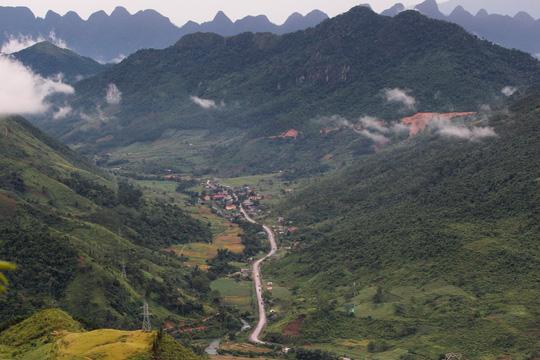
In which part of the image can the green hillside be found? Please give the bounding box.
[38,6,540,176]
[0,309,201,360]
[0,116,216,330]
[14,41,106,83]
[265,93,540,358]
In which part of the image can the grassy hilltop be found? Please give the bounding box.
[0,308,201,360]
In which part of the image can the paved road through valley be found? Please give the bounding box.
[240,206,278,344]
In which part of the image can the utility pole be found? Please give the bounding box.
[141,300,152,332]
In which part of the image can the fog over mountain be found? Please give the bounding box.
[0,6,328,62]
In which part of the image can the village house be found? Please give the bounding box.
[287,226,299,235]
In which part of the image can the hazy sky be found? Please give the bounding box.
[0,0,421,25]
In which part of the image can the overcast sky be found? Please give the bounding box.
[0,0,422,25]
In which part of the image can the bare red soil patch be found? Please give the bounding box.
[283,316,305,337]
[271,129,299,139]
[402,112,477,136]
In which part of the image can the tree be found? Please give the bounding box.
[0,260,16,293]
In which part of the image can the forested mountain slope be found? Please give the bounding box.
[266,93,540,358]
[40,6,540,176]
[13,41,106,83]
[0,116,215,330]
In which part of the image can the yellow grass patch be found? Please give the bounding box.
[215,224,244,252]
[169,222,244,269]
[55,329,155,360]
[336,339,370,347]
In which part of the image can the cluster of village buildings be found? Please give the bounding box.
[200,180,264,220]
[200,180,299,236]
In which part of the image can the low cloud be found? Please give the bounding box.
[358,116,389,133]
[317,111,495,145]
[501,86,517,97]
[0,55,74,115]
[78,105,113,131]
[429,120,497,141]
[384,88,416,110]
[354,116,411,146]
[110,54,126,64]
[317,115,406,147]
[358,129,390,146]
[1,32,68,54]
[53,105,72,120]
[190,96,225,110]
[105,83,122,105]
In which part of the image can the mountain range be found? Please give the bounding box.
[3,2,540,64]
[37,5,540,178]
[384,0,540,55]
[439,0,540,18]
[0,6,328,62]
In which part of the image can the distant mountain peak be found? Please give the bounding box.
[381,3,406,17]
[415,0,445,19]
[44,10,61,20]
[111,6,131,18]
[306,9,329,20]
[32,40,59,50]
[213,10,233,24]
[450,5,473,18]
[514,11,534,22]
[286,12,303,21]
[476,8,489,17]
[88,10,108,22]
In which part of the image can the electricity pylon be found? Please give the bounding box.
[121,260,127,280]
[141,300,152,332]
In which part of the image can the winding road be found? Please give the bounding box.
[240,206,278,344]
